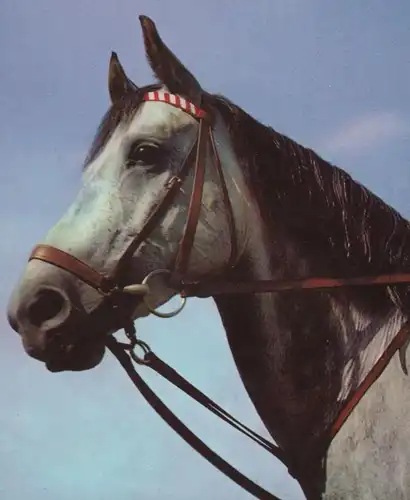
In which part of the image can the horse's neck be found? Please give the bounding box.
[213,210,329,450]
[213,237,333,452]
[213,240,332,496]
[213,205,407,479]
[211,107,410,495]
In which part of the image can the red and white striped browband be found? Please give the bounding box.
[143,91,207,119]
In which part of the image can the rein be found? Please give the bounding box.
[106,328,286,500]
[27,90,410,499]
[104,313,410,500]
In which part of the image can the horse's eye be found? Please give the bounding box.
[126,143,162,168]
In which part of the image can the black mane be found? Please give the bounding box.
[209,94,410,313]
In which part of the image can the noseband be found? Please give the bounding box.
[29,91,238,318]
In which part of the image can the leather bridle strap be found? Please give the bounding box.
[330,319,410,439]
[28,244,116,293]
[112,136,199,283]
[173,118,209,275]
[173,121,239,276]
[181,273,410,297]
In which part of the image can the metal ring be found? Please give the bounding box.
[141,269,187,319]
[130,340,152,365]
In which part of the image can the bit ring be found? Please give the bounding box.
[142,269,187,318]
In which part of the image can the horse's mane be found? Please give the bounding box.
[211,95,410,273]
[208,94,410,313]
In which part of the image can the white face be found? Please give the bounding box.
[38,88,249,319]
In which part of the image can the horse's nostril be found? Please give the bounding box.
[27,288,67,328]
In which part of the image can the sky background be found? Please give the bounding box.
[1,1,410,499]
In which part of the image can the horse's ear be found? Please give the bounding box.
[108,52,139,103]
[139,15,202,105]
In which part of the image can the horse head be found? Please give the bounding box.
[7,16,252,372]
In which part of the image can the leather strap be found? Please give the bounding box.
[174,119,209,275]
[106,335,284,500]
[29,244,115,293]
[112,139,198,284]
[181,273,410,298]
[330,320,410,439]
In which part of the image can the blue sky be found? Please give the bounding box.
[1,1,409,499]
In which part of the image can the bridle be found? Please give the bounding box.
[27,90,410,312]
[27,90,410,499]
[29,90,238,317]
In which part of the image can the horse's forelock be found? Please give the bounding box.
[83,83,163,169]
